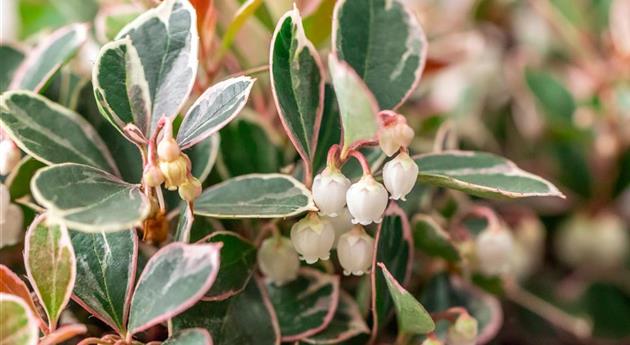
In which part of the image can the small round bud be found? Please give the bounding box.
[346,175,388,225]
[157,118,180,162]
[421,337,444,345]
[446,313,478,345]
[178,177,202,202]
[290,214,335,264]
[475,226,514,276]
[0,139,21,175]
[337,226,374,276]
[143,164,165,187]
[0,203,23,248]
[382,152,419,201]
[159,155,189,190]
[312,167,351,216]
[378,115,414,156]
[258,236,300,286]
[322,207,353,248]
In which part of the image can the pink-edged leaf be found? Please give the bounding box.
[270,7,325,176]
[127,242,221,335]
[176,77,255,149]
[10,24,87,92]
[24,214,76,331]
[264,268,340,342]
[0,265,47,333]
[377,263,434,335]
[70,229,138,333]
[370,203,414,340]
[0,293,39,345]
[171,277,281,345]
[327,54,379,154]
[303,290,369,344]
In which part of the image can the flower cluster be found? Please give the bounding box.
[143,118,201,202]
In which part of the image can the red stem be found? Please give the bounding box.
[348,149,371,176]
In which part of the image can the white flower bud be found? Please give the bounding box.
[290,214,335,264]
[378,118,414,156]
[143,164,164,187]
[178,177,202,202]
[0,184,10,224]
[446,313,478,345]
[0,139,20,175]
[258,236,300,286]
[475,226,514,276]
[159,155,189,190]
[346,175,388,225]
[0,204,23,248]
[337,226,374,276]
[312,167,351,216]
[382,152,418,201]
[322,207,353,248]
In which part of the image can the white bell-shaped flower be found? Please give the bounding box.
[475,226,514,276]
[290,214,335,264]
[312,167,351,216]
[0,139,20,175]
[322,207,353,248]
[346,175,388,225]
[382,152,418,201]
[446,313,478,345]
[337,226,374,276]
[258,236,300,286]
[0,202,23,248]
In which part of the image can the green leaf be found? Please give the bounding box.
[171,278,280,345]
[32,163,150,232]
[265,268,339,341]
[24,216,76,330]
[0,293,39,345]
[176,77,255,149]
[333,0,427,109]
[6,157,46,201]
[0,91,120,175]
[0,45,24,92]
[199,232,256,301]
[113,0,198,137]
[414,150,564,199]
[217,117,282,177]
[371,204,414,335]
[9,24,87,92]
[412,215,460,262]
[420,273,502,343]
[312,85,340,174]
[270,8,325,167]
[524,68,576,125]
[303,0,335,47]
[95,5,141,43]
[127,242,221,335]
[70,229,138,333]
[194,173,316,218]
[328,54,379,153]
[303,290,369,344]
[186,134,220,183]
[377,263,434,335]
[164,328,212,345]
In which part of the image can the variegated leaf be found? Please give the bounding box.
[164,328,213,345]
[412,215,460,262]
[24,215,76,330]
[270,7,325,168]
[176,77,254,149]
[194,174,316,218]
[414,150,564,199]
[333,0,427,109]
[127,243,221,335]
[10,24,87,92]
[0,91,119,175]
[0,44,24,92]
[32,163,150,232]
[186,133,220,183]
[302,290,369,344]
[0,293,39,345]
[0,265,46,332]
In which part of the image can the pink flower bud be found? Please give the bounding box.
[157,118,180,162]
[377,114,414,156]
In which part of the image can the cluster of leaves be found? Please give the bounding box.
[3,0,628,344]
